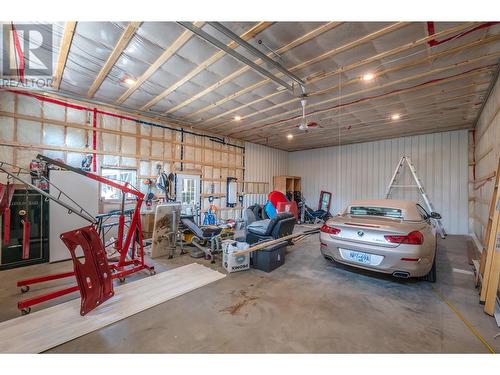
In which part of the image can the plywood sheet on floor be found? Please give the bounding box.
[0,263,225,353]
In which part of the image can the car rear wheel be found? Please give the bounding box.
[422,254,437,283]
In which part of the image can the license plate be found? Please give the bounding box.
[348,250,371,264]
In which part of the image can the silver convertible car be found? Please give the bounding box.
[320,199,441,282]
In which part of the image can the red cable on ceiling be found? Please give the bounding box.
[256,64,497,129]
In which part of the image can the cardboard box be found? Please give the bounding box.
[222,241,250,273]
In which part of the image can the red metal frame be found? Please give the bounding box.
[15,156,154,314]
[318,190,332,213]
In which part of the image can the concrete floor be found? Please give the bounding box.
[0,232,499,353]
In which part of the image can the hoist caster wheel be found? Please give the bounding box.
[20,285,30,293]
[119,277,126,283]
[149,269,156,276]
[21,308,31,316]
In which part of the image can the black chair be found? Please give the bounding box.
[245,212,296,245]
[181,217,222,262]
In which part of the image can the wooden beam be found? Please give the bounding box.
[181,22,344,119]
[180,22,409,118]
[212,32,497,134]
[257,95,483,146]
[265,111,477,150]
[0,111,244,156]
[229,53,500,137]
[249,83,489,141]
[477,101,500,139]
[52,22,77,90]
[284,122,473,152]
[0,140,244,170]
[139,22,273,111]
[115,21,204,105]
[225,37,497,134]
[197,22,477,127]
[165,23,348,114]
[87,22,141,98]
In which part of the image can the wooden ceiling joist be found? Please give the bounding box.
[181,21,344,119]
[52,21,77,90]
[250,88,488,143]
[265,104,481,148]
[139,22,273,111]
[256,84,490,142]
[87,22,142,98]
[115,21,205,105]
[286,122,474,151]
[229,52,500,138]
[207,22,482,131]
[164,21,345,115]
[240,69,492,143]
[234,33,500,130]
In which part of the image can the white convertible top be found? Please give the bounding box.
[346,199,422,221]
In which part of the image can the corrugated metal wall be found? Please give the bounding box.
[244,141,288,207]
[244,142,288,185]
[472,73,500,245]
[289,130,469,234]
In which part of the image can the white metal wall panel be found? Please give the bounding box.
[244,142,288,207]
[472,74,500,244]
[289,130,469,234]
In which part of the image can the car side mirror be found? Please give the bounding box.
[430,212,441,220]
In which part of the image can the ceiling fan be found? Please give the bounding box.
[298,98,323,131]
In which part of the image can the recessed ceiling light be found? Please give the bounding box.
[391,113,401,121]
[362,73,375,81]
[287,134,294,140]
[234,115,242,121]
[124,77,136,85]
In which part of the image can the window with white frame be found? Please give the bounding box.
[181,178,196,205]
[100,168,137,200]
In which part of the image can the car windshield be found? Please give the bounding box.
[349,206,403,218]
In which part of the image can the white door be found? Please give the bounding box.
[49,170,99,262]
[176,174,200,217]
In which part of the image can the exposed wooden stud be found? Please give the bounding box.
[140,21,273,111]
[218,33,500,133]
[87,22,141,98]
[476,146,493,163]
[230,54,499,138]
[252,89,487,144]
[52,22,77,90]
[262,105,481,149]
[163,23,347,115]
[248,85,488,142]
[165,21,368,114]
[115,21,204,104]
[197,22,477,127]
[181,21,344,119]
[0,111,244,156]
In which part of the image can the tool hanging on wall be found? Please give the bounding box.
[227,177,238,207]
[386,156,446,239]
[0,181,15,245]
[157,171,176,202]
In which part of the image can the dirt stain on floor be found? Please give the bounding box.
[220,290,258,315]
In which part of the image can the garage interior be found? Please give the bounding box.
[0,18,500,355]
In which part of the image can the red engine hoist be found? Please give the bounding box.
[0,155,154,316]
